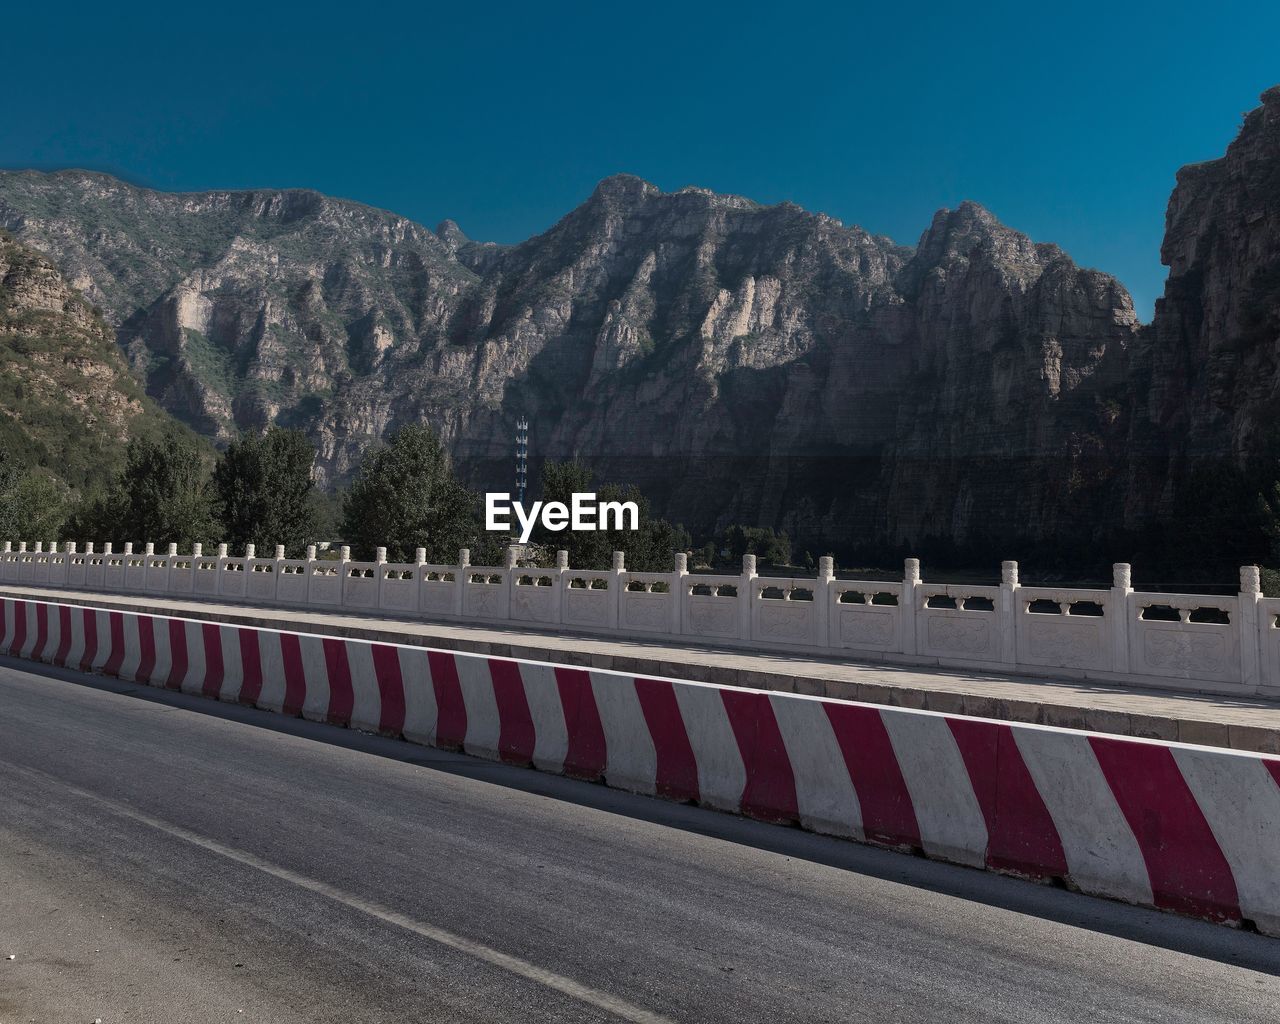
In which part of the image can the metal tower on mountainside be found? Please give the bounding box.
[516,417,529,505]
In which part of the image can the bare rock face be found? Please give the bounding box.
[0,233,179,489]
[876,202,1138,549]
[1,83,1275,562]
[0,172,472,478]
[1142,86,1280,461]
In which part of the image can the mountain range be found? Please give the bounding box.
[1,86,1278,568]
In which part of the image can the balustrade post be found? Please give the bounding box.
[339,546,351,609]
[305,544,318,605]
[610,551,625,630]
[191,542,202,590]
[554,550,568,624]
[816,555,834,648]
[413,547,427,616]
[673,552,688,635]
[375,546,388,609]
[902,557,921,655]
[455,548,470,616]
[1240,565,1262,691]
[216,543,228,596]
[740,553,757,642]
[1111,563,1133,674]
[268,544,283,602]
[1000,560,1019,665]
[502,545,519,620]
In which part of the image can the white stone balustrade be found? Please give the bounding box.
[1,540,1277,697]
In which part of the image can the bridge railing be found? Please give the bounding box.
[0,541,1274,698]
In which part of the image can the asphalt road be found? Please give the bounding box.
[1,657,1278,1024]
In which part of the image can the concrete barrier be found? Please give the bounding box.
[4,595,1278,936]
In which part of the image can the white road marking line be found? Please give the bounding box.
[8,761,675,1024]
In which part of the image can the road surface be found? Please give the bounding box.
[1,655,1277,1023]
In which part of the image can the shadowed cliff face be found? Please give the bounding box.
[1103,86,1280,563]
[0,87,1276,561]
[1142,86,1280,460]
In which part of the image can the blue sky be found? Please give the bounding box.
[5,1,1278,318]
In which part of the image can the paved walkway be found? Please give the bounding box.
[4,584,1280,754]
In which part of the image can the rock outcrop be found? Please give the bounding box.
[0,233,183,490]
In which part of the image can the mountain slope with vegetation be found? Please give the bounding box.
[0,231,189,492]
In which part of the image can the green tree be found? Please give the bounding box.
[65,433,217,549]
[0,455,69,542]
[214,427,319,557]
[719,524,793,568]
[534,460,689,571]
[340,424,476,562]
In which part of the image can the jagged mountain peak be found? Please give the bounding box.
[588,172,659,203]
[435,218,468,244]
[915,200,1062,268]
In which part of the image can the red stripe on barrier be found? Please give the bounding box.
[720,689,799,824]
[371,644,406,736]
[428,651,467,748]
[135,616,157,683]
[32,602,49,661]
[824,703,921,850]
[279,632,307,716]
[948,717,1068,880]
[53,605,73,667]
[165,618,187,689]
[10,600,27,656]
[634,678,700,803]
[1090,736,1241,924]
[1267,760,1280,789]
[554,667,607,780]
[487,658,537,765]
[0,599,9,649]
[102,612,127,677]
[79,608,98,672]
[237,628,264,706]
[201,623,225,698]
[322,638,355,725]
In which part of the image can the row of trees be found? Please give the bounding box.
[6,423,734,572]
[63,427,322,556]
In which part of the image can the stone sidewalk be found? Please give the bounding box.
[4,583,1280,754]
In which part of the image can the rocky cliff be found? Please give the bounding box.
[0,232,184,491]
[1105,85,1280,566]
[2,87,1277,564]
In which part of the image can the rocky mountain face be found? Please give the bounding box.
[1,87,1276,563]
[0,232,183,491]
[1149,86,1280,452]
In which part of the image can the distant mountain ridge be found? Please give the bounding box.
[2,87,1277,566]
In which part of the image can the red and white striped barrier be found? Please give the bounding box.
[4,596,1278,935]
